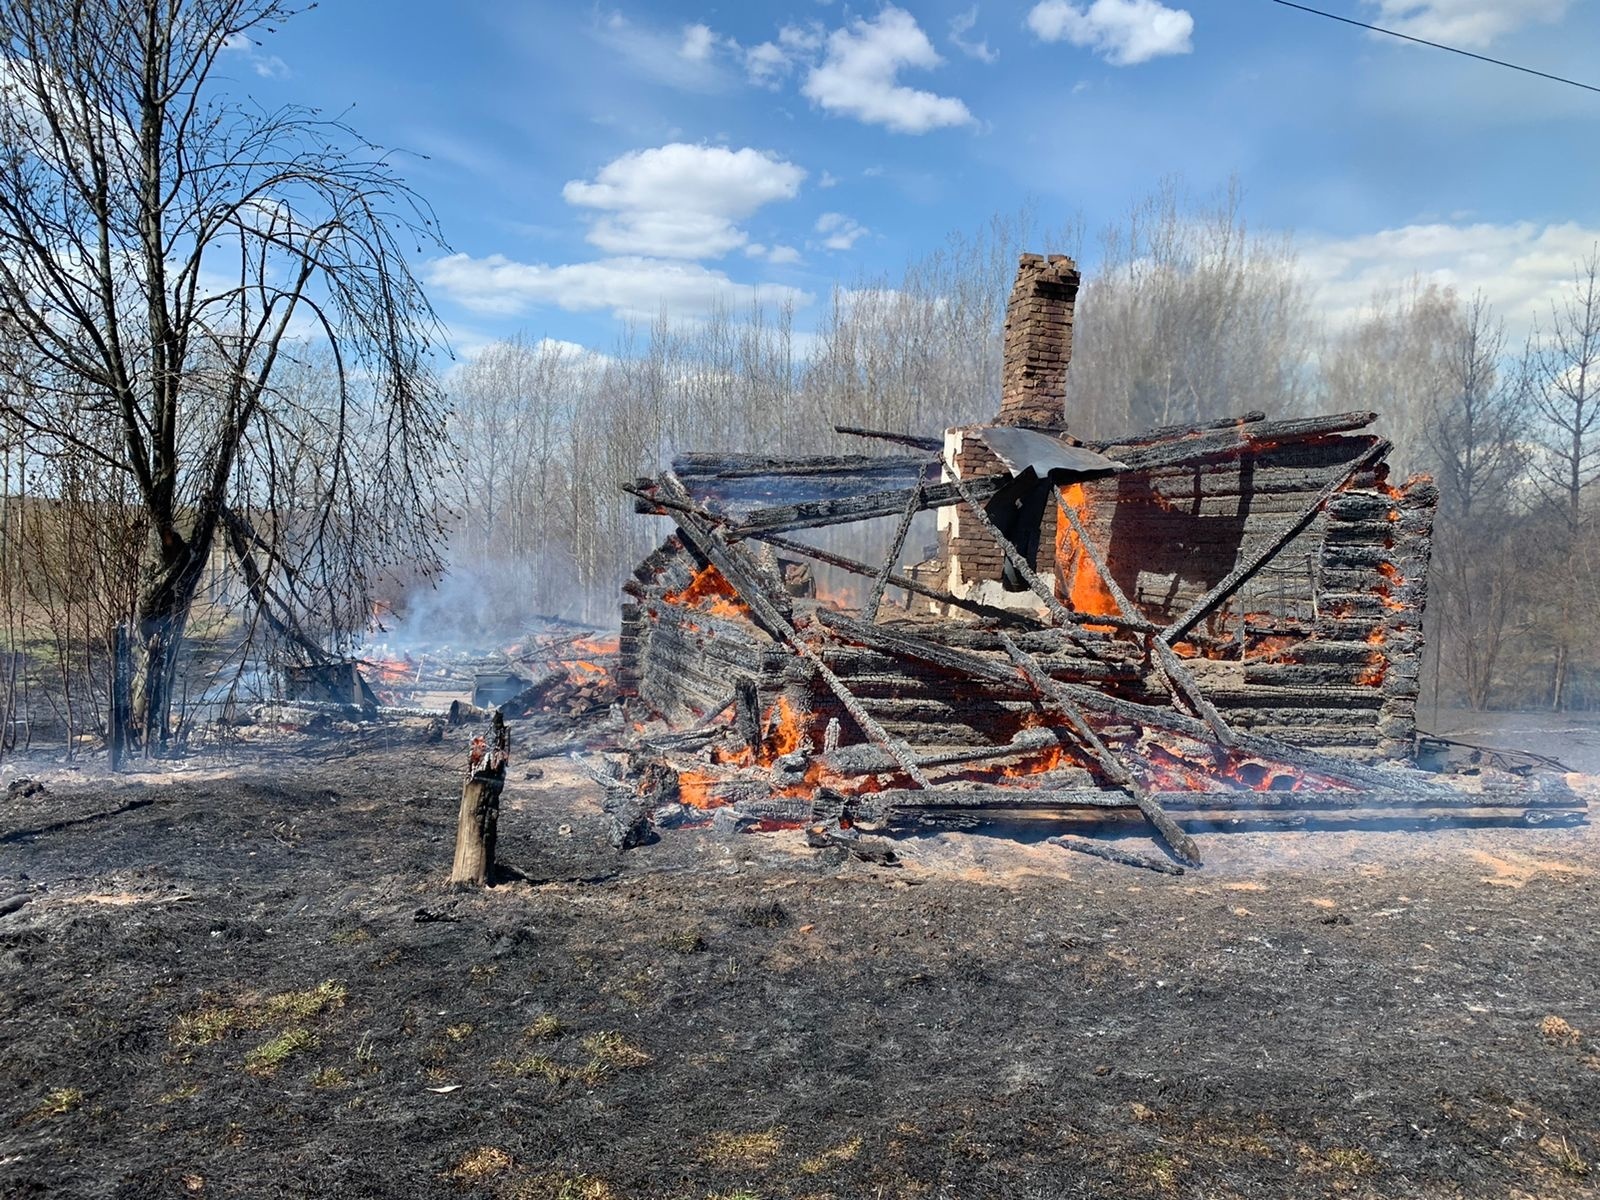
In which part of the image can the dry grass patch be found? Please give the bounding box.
[1324,1147,1376,1174]
[1541,1015,1582,1047]
[800,1136,862,1175]
[580,1031,651,1070]
[172,980,346,1046]
[505,1175,621,1200]
[524,1014,565,1041]
[700,1128,784,1170]
[244,1028,317,1077]
[1539,1134,1589,1177]
[449,1145,514,1181]
[23,1087,83,1122]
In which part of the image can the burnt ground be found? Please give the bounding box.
[1,730,1598,1200]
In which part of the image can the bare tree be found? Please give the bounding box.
[1527,249,1600,708]
[1421,294,1529,710]
[1068,178,1312,438]
[0,0,449,750]
[1320,280,1459,480]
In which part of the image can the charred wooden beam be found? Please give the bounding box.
[1047,835,1186,875]
[752,532,1046,627]
[812,726,1074,777]
[726,476,1008,537]
[674,451,934,479]
[833,425,945,452]
[659,476,933,790]
[866,483,922,621]
[1108,413,1379,471]
[1057,500,1235,747]
[854,784,1580,816]
[1079,411,1267,451]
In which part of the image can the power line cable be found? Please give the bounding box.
[1269,0,1600,95]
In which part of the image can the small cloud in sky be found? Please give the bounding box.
[425,253,811,323]
[1363,0,1573,49]
[746,242,804,265]
[595,10,729,91]
[221,32,288,78]
[818,170,840,188]
[680,22,716,61]
[1025,0,1194,66]
[801,6,975,133]
[745,40,792,87]
[815,211,869,250]
[563,143,805,260]
[950,6,999,63]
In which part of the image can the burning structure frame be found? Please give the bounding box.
[608,254,1583,870]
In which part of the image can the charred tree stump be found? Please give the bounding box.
[451,712,509,886]
[109,622,134,770]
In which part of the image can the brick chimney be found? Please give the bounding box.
[997,253,1080,428]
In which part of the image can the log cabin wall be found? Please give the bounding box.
[1057,437,1437,762]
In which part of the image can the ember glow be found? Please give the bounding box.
[665,564,749,620]
[1054,484,1120,620]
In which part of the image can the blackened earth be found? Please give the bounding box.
[1,734,1597,1200]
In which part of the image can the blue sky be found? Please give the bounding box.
[230,0,1600,356]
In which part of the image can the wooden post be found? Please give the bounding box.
[451,711,509,886]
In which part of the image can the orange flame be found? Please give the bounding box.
[816,582,860,611]
[1054,484,1120,620]
[677,770,724,810]
[665,564,749,620]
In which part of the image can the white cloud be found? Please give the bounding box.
[745,40,792,87]
[594,11,728,91]
[1300,219,1600,339]
[745,242,803,265]
[801,6,975,133]
[815,212,869,251]
[1025,0,1193,66]
[425,253,812,322]
[562,143,805,260]
[680,22,716,61]
[780,23,824,52]
[1364,1,1573,49]
[818,170,840,188]
[221,32,288,78]
[950,6,999,63]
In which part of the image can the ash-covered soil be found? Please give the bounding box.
[2,735,1597,1200]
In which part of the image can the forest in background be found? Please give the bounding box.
[4,180,1599,751]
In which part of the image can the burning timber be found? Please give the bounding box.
[609,253,1584,869]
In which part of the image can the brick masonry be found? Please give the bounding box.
[997,252,1080,429]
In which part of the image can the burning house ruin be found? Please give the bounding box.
[612,253,1581,870]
